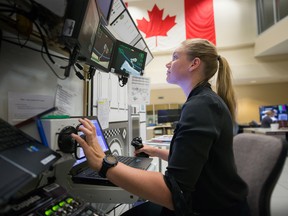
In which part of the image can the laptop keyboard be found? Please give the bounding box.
[117,155,135,164]
[81,156,146,178]
[0,119,31,151]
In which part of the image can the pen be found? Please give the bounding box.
[41,115,70,119]
[36,118,49,147]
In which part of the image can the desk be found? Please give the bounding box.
[243,127,288,141]
[146,125,173,140]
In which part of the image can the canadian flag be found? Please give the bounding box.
[126,0,215,52]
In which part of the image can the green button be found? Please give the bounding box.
[52,205,60,211]
[59,201,66,207]
[45,209,54,216]
[66,198,73,204]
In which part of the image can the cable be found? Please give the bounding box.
[0,3,53,65]
[1,32,69,80]
[32,18,56,64]
[1,2,94,79]
[17,30,30,48]
[4,36,78,79]
[88,65,96,80]
[64,45,80,77]
[0,3,72,71]
[1,37,69,61]
[73,64,85,80]
[0,6,53,59]
[41,45,67,80]
[0,7,77,78]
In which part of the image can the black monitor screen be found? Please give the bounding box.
[157,109,181,124]
[96,0,114,25]
[90,23,115,72]
[62,0,100,60]
[259,104,288,121]
[111,40,147,77]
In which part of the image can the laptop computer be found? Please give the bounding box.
[70,116,153,186]
[0,117,61,206]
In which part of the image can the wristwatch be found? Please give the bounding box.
[99,154,118,178]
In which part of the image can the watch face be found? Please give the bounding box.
[106,155,118,164]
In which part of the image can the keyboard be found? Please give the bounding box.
[117,155,136,164]
[73,156,146,179]
[0,119,30,151]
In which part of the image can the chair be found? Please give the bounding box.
[233,133,288,216]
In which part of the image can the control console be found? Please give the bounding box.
[1,183,106,216]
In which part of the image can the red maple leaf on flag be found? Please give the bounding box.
[136,4,176,47]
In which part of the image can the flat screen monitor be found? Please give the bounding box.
[96,0,114,26]
[157,109,181,124]
[110,40,147,77]
[90,23,115,72]
[278,104,288,120]
[259,104,288,121]
[62,0,100,60]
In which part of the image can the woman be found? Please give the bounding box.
[72,38,250,216]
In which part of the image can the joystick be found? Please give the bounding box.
[131,137,149,158]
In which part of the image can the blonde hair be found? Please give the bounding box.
[181,39,237,121]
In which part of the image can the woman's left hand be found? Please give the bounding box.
[71,118,105,171]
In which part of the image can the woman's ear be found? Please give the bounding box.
[193,57,201,66]
[189,57,200,71]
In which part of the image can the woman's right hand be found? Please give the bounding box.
[71,118,105,171]
[134,144,157,157]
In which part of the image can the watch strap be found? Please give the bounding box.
[99,162,109,178]
[99,155,118,178]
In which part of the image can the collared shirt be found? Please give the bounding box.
[164,83,248,213]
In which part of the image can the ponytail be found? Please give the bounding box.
[182,39,237,121]
[216,56,237,121]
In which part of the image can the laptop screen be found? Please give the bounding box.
[94,118,110,153]
[74,117,110,165]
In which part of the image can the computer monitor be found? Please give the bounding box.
[96,0,114,26]
[277,104,288,120]
[90,23,115,72]
[157,109,181,124]
[110,40,147,77]
[62,0,100,60]
[259,104,288,121]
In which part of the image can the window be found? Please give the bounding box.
[257,0,288,34]
[278,0,288,21]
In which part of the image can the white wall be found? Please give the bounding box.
[0,41,84,120]
[214,0,257,48]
